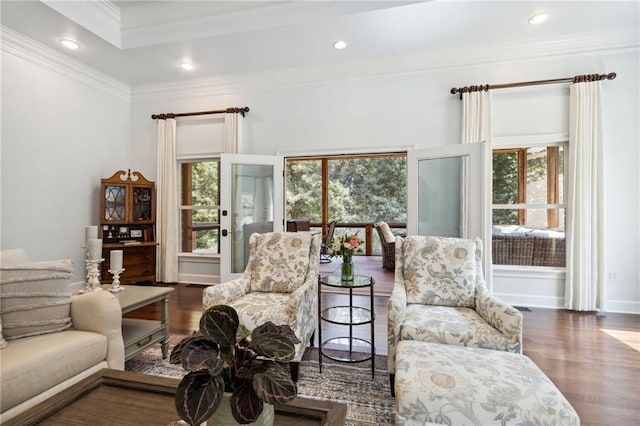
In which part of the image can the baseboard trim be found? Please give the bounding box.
[178,273,219,286]
[605,300,640,314]
[494,293,564,310]
[495,292,640,314]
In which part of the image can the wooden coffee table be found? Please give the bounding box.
[102,284,174,360]
[8,369,347,425]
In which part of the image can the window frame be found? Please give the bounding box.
[492,144,566,228]
[491,134,568,269]
[179,157,221,257]
[284,152,407,254]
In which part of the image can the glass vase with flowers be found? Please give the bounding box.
[329,232,364,281]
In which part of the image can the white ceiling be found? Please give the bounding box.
[1,1,638,87]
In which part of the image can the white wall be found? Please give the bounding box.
[1,49,131,284]
[130,48,639,312]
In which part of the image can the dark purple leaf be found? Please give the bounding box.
[250,333,296,361]
[252,363,297,404]
[169,333,201,364]
[181,338,224,375]
[200,305,239,349]
[175,371,224,425]
[253,322,300,344]
[231,381,263,424]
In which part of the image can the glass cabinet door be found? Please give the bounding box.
[104,185,126,221]
[133,186,153,221]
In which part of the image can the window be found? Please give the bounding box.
[285,153,407,255]
[180,159,220,254]
[492,144,566,267]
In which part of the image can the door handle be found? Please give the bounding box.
[222,229,228,237]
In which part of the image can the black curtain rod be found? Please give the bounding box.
[450,72,616,99]
[151,107,249,119]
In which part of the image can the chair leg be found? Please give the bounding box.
[290,361,300,382]
[389,373,395,396]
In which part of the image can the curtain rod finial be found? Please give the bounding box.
[607,72,617,80]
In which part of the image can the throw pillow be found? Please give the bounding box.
[0,259,73,340]
[402,236,476,307]
[0,248,29,265]
[378,222,396,244]
[250,233,313,293]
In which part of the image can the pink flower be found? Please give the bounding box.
[329,233,364,258]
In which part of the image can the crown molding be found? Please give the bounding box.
[1,26,130,101]
[119,1,416,49]
[131,27,639,104]
[42,0,121,47]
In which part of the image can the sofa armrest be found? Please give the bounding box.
[475,293,523,353]
[71,289,125,370]
[202,274,251,309]
[387,282,407,373]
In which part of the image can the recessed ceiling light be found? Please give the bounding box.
[333,40,347,50]
[528,11,549,25]
[60,39,80,50]
[178,61,195,71]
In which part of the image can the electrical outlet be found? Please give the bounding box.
[607,272,617,282]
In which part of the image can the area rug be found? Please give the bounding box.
[125,337,395,425]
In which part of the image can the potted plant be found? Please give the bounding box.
[170,304,300,425]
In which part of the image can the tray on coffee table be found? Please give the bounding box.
[8,369,347,426]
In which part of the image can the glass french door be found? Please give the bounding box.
[220,154,283,282]
[407,142,491,284]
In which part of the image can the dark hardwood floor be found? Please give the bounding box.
[127,256,640,425]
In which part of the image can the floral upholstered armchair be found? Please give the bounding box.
[387,235,523,392]
[202,232,321,381]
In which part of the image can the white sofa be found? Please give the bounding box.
[0,249,125,422]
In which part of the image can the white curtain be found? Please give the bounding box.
[461,91,492,237]
[224,112,243,154]
[156,118,179,283]
[462,91,492,145]
[565,81,606,311]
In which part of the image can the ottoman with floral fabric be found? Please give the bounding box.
[394,340,579,425]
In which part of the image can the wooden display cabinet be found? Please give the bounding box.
[100,170,158,285]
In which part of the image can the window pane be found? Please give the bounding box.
[193,229,220,254]
[328,157,407,224]
[493,208,518,226]
[492,151,518,204]
[492,208,565,267]
[190,161,219,206]
[558,145,565,205]
[285,154,407,258]
[191,208,218,223]
[286,160,321,221]
[417,155,462,237]
[526,147,548,205]
[181,160,220,254]
[181,210,219,254]
[524,208,565,230]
